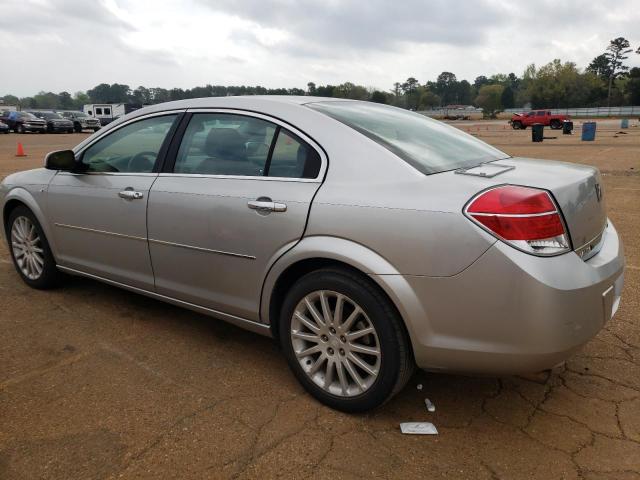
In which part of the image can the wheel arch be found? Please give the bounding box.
[2,189,57,255]
[261,236,425,354]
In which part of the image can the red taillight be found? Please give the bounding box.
[465,185,570,256]
[467,185,555,214]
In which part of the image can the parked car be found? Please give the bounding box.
[31,111,74,133]
[511,110,569,129]
[0,97,624,412]
[0,111,46,133]
[58,111,101,132]
[0,119,9,134]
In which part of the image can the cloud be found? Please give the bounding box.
[199,0,507,55]
[0,0,638,97]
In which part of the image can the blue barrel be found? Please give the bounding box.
[621,118,629,129]
[581,122,596,141]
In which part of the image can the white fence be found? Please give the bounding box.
[502,106,640,117]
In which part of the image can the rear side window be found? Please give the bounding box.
[308,101,507,175]
[268,129,321,179]
[174,113,275,176]
[95,108,102,115]
[537,111,545,116]
[172,113,321,179]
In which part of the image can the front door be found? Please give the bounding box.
[48,113,179,289]
[147,111,325,321]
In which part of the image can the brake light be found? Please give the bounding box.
[465,185,570,256]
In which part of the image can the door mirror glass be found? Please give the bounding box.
[45,150,76,171]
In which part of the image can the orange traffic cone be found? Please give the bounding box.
[16,143,26,157]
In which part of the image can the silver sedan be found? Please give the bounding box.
[0,97,624,412]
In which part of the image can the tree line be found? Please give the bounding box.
[2,37,638,118]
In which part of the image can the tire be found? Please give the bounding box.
[16,124,24,134]
[279,267,414,412]
[74,123,82,133]
[6,206,61,289]
[550,120,561,130]
[511,121,523,130]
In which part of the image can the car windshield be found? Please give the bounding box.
[307,101,509,175]
[70,112,88,118]
[22,112,38,119]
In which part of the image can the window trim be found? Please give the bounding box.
[73,110,184,176]
[161,108,327,182]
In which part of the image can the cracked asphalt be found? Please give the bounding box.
[0,121,639,479]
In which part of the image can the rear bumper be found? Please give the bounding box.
[383,220,624,374]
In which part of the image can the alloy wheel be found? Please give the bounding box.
[290,290,381,397]
[11,216,45,280]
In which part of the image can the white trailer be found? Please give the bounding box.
[83,103,140,125]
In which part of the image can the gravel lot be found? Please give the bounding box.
[0,121,639,479]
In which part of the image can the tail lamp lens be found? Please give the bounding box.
[465,185,570,256]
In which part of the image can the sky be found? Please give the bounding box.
[2,0,639,97]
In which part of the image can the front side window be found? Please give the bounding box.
[537,111,546,116]
[95,108,102,115]
[308,101,508,175]
[104,108,111,115]
[81,115,177,173]
[173,113,321,179]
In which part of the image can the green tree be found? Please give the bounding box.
[435,72,458,105]
[457,80,473,105]
[473,76,489,90]
[475,84,504,118]
[370,90,388,104]
[307,82,316,95]
[604,37,633,107]
[501,86,515,109]
[418,90,440,109]
[626,67,640,105]
[587,54,613,80]
[332,82,368,100]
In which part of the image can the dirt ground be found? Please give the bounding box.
[0,121,639,480]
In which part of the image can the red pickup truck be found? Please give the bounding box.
[510,110,569,130]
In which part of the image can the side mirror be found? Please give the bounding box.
[45,150,77,171]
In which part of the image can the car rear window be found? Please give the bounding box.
[307,101,508,175]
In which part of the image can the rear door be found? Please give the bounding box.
[48,113,180,289]
[147,110,326,321]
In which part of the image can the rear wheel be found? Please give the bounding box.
[279,268,414,412]
[7,206,61,289]
[550,119,562,129]
[16,124,24,134]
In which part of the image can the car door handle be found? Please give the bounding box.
[118,190,144,200]
[247,200,287,212]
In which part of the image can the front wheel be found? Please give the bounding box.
[512,121,523,130]
[16,124,24,134]
[7,206,61,289]
[279,268,414,412]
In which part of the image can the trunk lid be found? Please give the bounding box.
[455,157,608,255]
